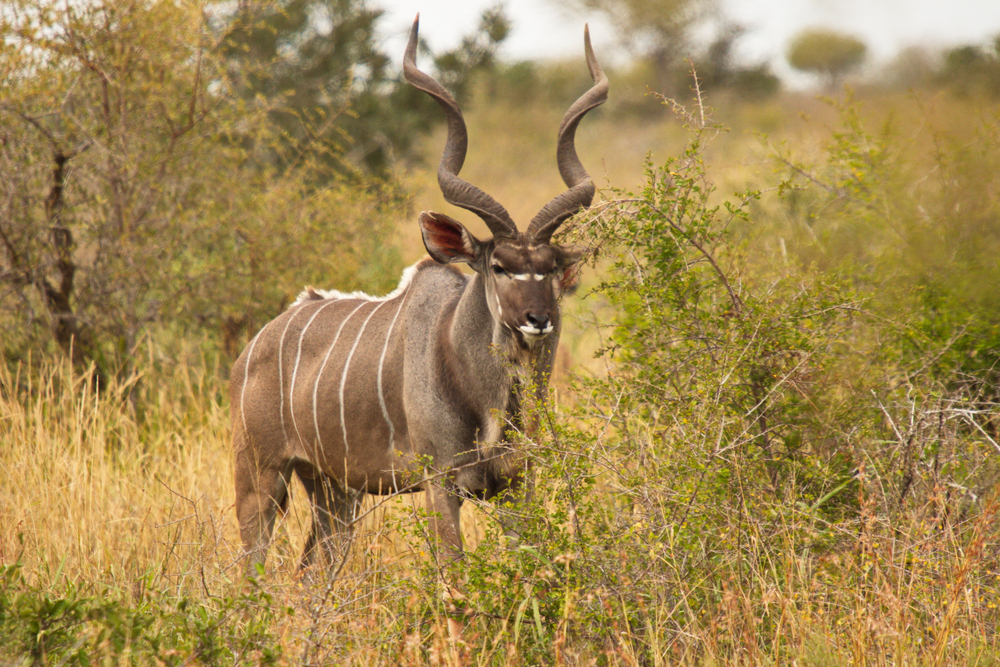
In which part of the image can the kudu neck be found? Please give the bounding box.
[449,273,559,418]
[448,272,551,377]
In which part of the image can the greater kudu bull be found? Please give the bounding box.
[231,17,607,572]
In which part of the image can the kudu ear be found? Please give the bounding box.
[557,245,586,292]
[419,211,484,265]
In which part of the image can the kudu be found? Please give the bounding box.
[231,17,607,573]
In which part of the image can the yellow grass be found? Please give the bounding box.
[1,354,236,590]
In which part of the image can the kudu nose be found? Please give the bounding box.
[525,312,550,333]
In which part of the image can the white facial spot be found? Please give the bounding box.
[518,324,554,338]
[533,274,545,281]
[511,273,531,281]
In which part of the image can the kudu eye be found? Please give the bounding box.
[491,264,506,276]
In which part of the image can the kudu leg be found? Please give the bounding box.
[297,472,363,571]
[426,483,464,561]
[426,484,470,641]
[234,455,291,577]
[496,466,535,545]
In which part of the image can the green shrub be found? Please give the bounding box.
[0,559,281,665]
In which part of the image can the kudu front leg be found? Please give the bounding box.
[494,469,534,545]
[424,482,474,644]
[425,483,464,561]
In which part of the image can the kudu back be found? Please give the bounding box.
[231,17,607,572]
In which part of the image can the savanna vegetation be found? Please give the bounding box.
[2,0,1000,664]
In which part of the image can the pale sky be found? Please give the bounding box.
[375,0,1000,86]
[376,0,613,64]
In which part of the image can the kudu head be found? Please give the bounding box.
[404,16,607,343]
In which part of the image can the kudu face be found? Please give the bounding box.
[418,210,582,343]
[488,239,563,340]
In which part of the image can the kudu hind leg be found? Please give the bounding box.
[235,456,291,577]
[297,472,363,571]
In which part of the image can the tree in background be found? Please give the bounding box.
[687,22,780,99]
[561,0,715,94]
[880,45,938,90]
[940,37,1000,97]
[431,6,511,104]
[219,0,511,177]
[219,0,425,177]
[787,28,867,89]
[559,0,779,101]
[0,0,404,380]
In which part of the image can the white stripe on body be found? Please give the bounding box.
[311,301,369,453]
[277,303,312,443]
[289,300,341,450]
[339,300,388,453]
[239,320,272,436]
[377,288,411,450]
[285,260,425,454]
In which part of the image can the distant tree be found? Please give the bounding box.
[881,46,938,90]
[560,0,716,94]
[0,0,404,378]
[943,45,986,74]
[683,22,742,90]
[686,22,780,99]
[218,1,510,177]
[219,0,405,176]
[787,28,867,89]
[940,39,1000,97]
[728,64,781,99]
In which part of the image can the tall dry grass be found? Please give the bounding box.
[0,350,515,664]
[1,353,238,594]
